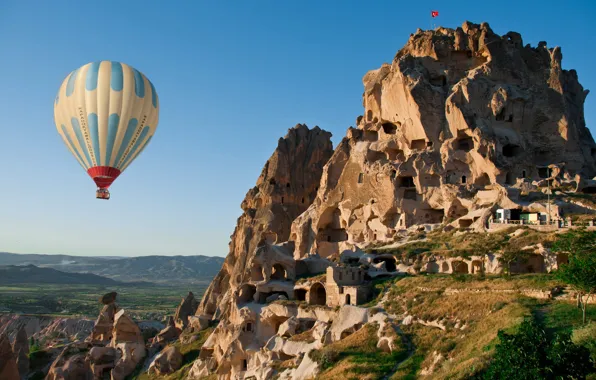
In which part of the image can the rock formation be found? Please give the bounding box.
[45,344,93,380]
[174,291,199,329]
[291,21,596,257]
[196,124,334,319]
[89,292,119,344]
[12,326,29,379]
[41,292,147,380]
[148,346,183,375]
[189,21,596,380]
[109,309,146,380]
[0,333,19,380]
[0,315,94,345]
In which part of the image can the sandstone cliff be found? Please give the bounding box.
[197,124,334,318]
[189,21,596,380]
[291,21,596,259]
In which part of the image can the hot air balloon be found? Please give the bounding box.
[53,61,159,200]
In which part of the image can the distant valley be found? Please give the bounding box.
[0,252,224,285]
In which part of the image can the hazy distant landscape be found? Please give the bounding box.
[0,252,224,285]
[0,253,224,319]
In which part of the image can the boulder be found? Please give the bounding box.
[148,346,183,375]
[46,349,92,380]
[101,292,118,305]
[111,310,143,345]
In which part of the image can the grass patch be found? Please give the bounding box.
[311,323,407,380]
[288,329,316,343]
[295,273,326,285]
[543,301,596,332]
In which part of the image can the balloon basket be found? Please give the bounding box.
[96,189,111,200]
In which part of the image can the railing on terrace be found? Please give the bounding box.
[490,219,596,228]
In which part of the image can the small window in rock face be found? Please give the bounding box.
[461,175,467,184]
[507,114,513,122]
[281,197,284,204]
[242,360,247,371]
[301,197,305,204]
[496,109,505,121]
[522,170,527,178]
[286,183,290,188]
[358,173,364,184]
[367,110,373,121]
[327,236,331,242]
[246,322,252,332]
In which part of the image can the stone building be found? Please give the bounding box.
[324,266,371,307]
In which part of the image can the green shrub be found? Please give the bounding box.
[483,318,594,379]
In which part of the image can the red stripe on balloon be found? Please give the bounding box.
[87,166,122,189]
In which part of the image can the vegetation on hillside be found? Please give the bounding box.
[0,283,206,319]
[552,229,596,324]
[368,227,558,265]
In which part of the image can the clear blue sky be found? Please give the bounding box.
[0,0,594,257]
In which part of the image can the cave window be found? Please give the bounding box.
[358,173,364,184]
[315,187,319,191]
[242,360,248,371]
[382,122,397,134]
[538,168,550,178]
[427,141,433,148]
[246,322,252,332]
[457,137,473,152]
[271,264,287,280]
[301,197,305,204]
[294,289,307,301]
[286,183,290,188]
[371,199,375,204]
[505,172,514,185]
[503,144,521,157]
[522,170,526,178]
[461,175,467,184]
[390,169,396,179]
[496,109,505,121]
[281,196,284,204]
[373,233,377,240]
[410,139,426,150]
[367,110,373,121]
[507,114,513,122]
[446,105,450,114]
[327,235,331,242]
[269,178,276,185]
[398,176,415,188]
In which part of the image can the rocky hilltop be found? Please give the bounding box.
[185,21,596,380]
[197,124,334,319]
[291,20,596,259]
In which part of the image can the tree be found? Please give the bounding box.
[498,248,530,277]
[552,229,596,324]
[484,318,593,379]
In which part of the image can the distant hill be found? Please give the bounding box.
[0,264,121,285]
[0,253,225,285]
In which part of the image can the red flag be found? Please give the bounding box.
[431,10,439,18]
